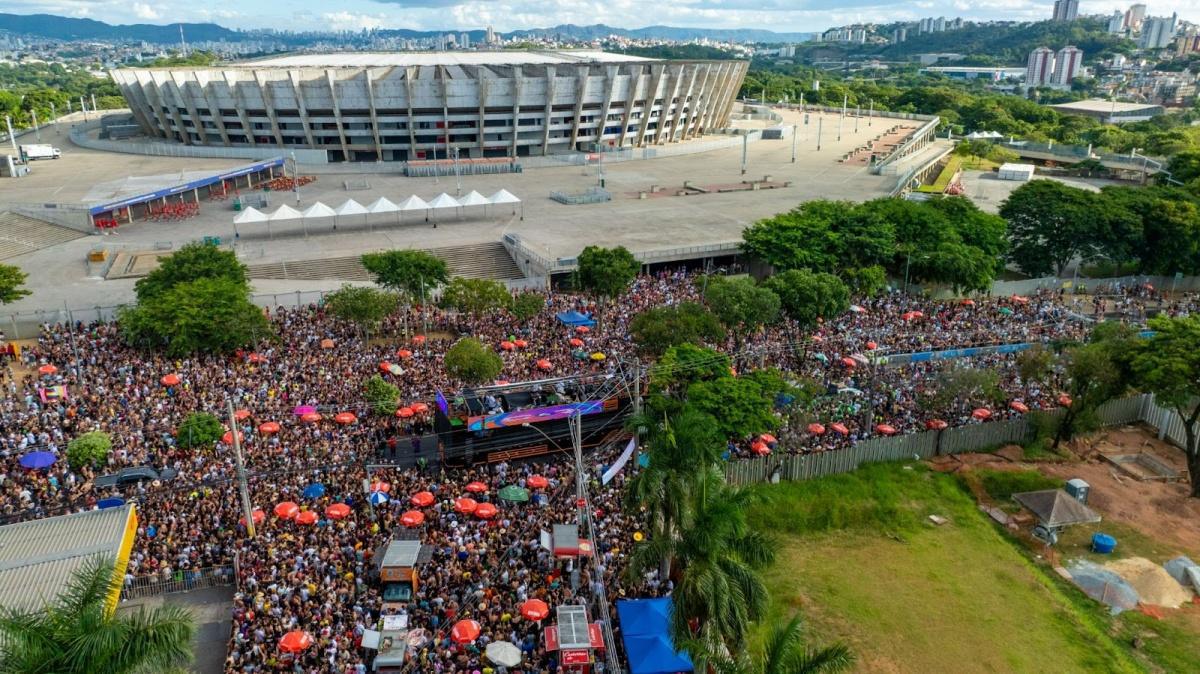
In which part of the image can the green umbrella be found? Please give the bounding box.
[999,307,1014,315]
[572,349,589,360]
[498,485,530,502]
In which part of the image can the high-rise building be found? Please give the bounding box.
[1126,4,1146,31]
[892,28,908,44]
[1026,46,1055,87]
[485,25,496,44]
[1108,11,1126,34]
[1051,46,1083,87]
[1052,0,1079,21]
[1140,14,1178,49]
[933,16,946,31]
[918,17,934,34]
[460,33,470,48]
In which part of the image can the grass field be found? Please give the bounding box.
[747,464,1144,674]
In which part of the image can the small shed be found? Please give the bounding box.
[997,163,1036,182]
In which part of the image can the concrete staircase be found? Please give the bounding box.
[0,212,87,260]
[245,241,525,282]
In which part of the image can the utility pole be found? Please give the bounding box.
[791,124,797,163]
[290,151,300,204]
[90,94,97,115]
[741,132,748,175]
[227,399,256,538]
[868,99,873,127]
[816,117,822,151]
[854,106,860,134]
[452,146,462,196]
[4,116,16,157]
[49,102,56,134]
[64,304,85,389]
[31,110,40,142]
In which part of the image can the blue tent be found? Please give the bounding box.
[616,598,693,674]
[555,310,596,327]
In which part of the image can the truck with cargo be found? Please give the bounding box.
[372,539,432,611]
[21,144,61,160]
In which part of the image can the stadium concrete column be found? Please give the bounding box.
[662,63,687,144]
[568,65,588,150]
[364,69,384,160]
[510,65,523,158]
[169,72,212,145]
[325,69,351,161]
[685,63,715,140]
[144,73,182,142]
[195,72,232,146]
[477,66,490,156]
[404,67,419,157]
[252,70,285,147]
[541,65,557,155]
[667,63,697,143]
[287,70,316,147]
[223,70,258,146]
[618,63,643,148]
[595,65,619,149]
[438,65,452,160]
[637,63,665,147]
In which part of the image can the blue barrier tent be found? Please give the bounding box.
[555,310,595,327]
[616,598,693,674]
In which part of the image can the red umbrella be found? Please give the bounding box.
[274,501,299,520]
[1011,295,1029,304]
[370,481,391,493]
[412,334,426,344]
[411,402,430,413]
[901,312,916,322]
[396,349,413,359]
[514,339,529,349]
[1009,401,1029,414]
[400,510,425,527]
[807,423,826,435]
[37,364,57,376]
[325,503,351,520]
[875,424,897,436]
[536,359,553,371]
[278,631,314,653]
[575,325,590,334]
[961,298,975,306]
[454,497,478,514]
[811,334,824,343]
[841,357,857,368]
[301,412,322,424]
[221,430,244,445]
[569,338,584,347]
[234,409,252,421]
[972,408,992,421]
[926,419,948,431]
[239,508,265,526]
[475,502,498,519]
[411,491,435,507]
[465,481,488,494]
[295,510,318,525]
[247,352,267,364]
[320,338,335,349]
[830,422,849,436]
[334,412,357,425]
[750,441,770,456]
[520,598,550,621]
[258,422,280,435]
[500,341,516,351]
[396,407,414,418]
[866,341,877,350]
[911,311,924,318]
[450,619,481,644]
[1058,394,1073,407]
[379,361,393,373]
[160,374,181,387]
[759,433,777,445]
[527,475,549,489]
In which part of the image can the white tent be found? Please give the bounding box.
[269,204,302,220]
[488,189,523,219]
[427,193,461,221]
[334,199,369,229]
[299,201,336,237]
[367,197,400,229]
[232,206,268,239]
[397,195,430,223]
[459,190,489,207]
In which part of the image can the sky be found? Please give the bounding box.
[3,0,1199,34]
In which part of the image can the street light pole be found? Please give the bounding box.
[741,132,748,175]
[791,124,797,163]
[227,399,256,539]
[290,151,299,204]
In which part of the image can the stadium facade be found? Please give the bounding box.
[110,51,749,163]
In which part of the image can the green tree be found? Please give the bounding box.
[1139,198,1200,275]
[135,242,247,302]
[439,277,511,315]
[66,431,111,471]
[647,344,733,415]
[509,293,545,322]
[364,374,401,415]
[1016,346,1055,396]
[999,180,1100,276]
[840,265,888,297]
[175,412,224,449]
[575,245,639,301]
[704,277,780,346]
[687,376,779,438]
[695,613,853,674]
[119,277,273,356]
[323,285,397,339]
[0,264,30,304]
[361,250,449,299]
[923,366,1003,416]
[1131,316,1200,496]
[1052,341,1129,449]
[629,302,725,356]
[0,556,194,674]
[443,337,503,384]
[1167,149,1200,183]
[763,269,850,327]
[742,201,895,277]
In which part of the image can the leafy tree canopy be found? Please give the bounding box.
[999,179,1100,276]
[323,285,397,336]
[509,293,545,322]
[629,302,725,357]
[361,250,449,298]
[364,375,401,416]
[119,277,274,356]
[66,431,111,471]
[704,277,781,333]
[443,337,504,384]
[1131,316,1200,496]
[439,277,512,315]
[0,263,31,304]
[134,242,247,302]
[575,245,640,299]
[175,412,224,449]
[763,269,849,327]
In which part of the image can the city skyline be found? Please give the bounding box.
[2,0,1199,36]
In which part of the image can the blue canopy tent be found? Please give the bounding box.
[555,310,596,327]
[616,598,693,674]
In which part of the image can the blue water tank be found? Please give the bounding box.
[1092,533,1117,554]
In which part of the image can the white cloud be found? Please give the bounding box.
[131,2,160,20]
[320,11,388,31]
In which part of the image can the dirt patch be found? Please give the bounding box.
[1105,557,1194,608]
[1040,427,1200,555]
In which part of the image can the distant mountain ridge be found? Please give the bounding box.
[0,13,812,45]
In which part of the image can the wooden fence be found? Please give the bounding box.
[725,394,1174,486]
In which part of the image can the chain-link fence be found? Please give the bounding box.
[120,565,236,601]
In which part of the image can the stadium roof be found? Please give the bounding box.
[1049,99,1162,114]
[0,504,136,613]
[240,50,653,68]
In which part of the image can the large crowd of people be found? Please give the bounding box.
[0,269,1190,672]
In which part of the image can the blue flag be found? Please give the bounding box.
[436,390,450,415]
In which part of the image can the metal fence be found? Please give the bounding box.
[550,187,612,205]
[725,394,1169,485]
[120,565,236,601]
[991,273,1200,296]
[68,117,327,164]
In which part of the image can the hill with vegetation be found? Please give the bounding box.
[0,13,238,43]
[876,18,1134,64]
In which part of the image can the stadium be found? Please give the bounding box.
[110,51,749,163]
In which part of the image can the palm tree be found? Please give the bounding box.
[691,613,854,674]
[0,555,195,674]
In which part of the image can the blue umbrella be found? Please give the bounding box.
[97,497,125,509]
[19,451,56,470]
[368,491,389,506]
[302,483,326,499]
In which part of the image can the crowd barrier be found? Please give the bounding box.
[119,565,236,601]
